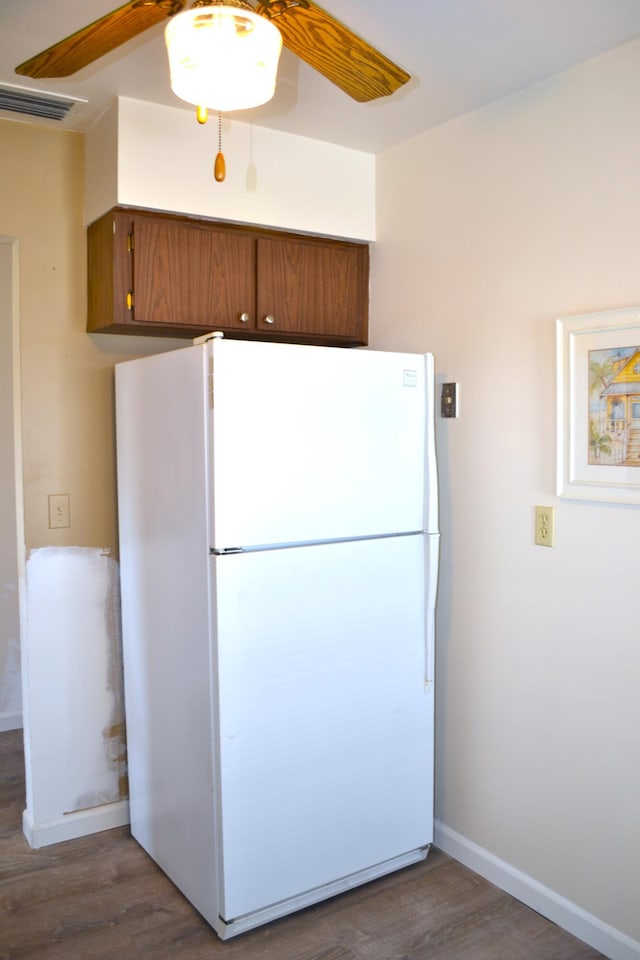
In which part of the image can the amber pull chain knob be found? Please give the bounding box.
[214,112,226,182]
[214,151,226,182]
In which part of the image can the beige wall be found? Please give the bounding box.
[371,38,640,948]
[1,120,116,551]
[0,119,183,554]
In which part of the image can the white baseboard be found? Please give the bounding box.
[0,711,22,732]
[434,820,640,960]
[23,800,130,849]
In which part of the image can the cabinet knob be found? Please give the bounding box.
[263,314,275,325]
[238,312,250,323]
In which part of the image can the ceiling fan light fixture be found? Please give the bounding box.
[165,3,282,113]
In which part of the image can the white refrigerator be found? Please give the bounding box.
[115,335,439,939]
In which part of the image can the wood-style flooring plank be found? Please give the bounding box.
[0,730,604,960]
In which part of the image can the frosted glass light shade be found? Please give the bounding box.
[165,5,282,113]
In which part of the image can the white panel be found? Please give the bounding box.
[23,548,124,831]
[23,800,129,849]
[209,339,436,548]
[212,535,434,921]
[104,98,375,240]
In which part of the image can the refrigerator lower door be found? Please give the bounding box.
[211,534,434,930]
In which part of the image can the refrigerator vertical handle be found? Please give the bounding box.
[424,533,440,687]
[423,353,439,535]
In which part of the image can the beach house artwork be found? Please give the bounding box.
[589,346,640,465]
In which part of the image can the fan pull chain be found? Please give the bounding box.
[194,106,226,183]
[214,112,226,183]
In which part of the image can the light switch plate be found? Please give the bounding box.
[48,493,70,529]
[441,382,459,418]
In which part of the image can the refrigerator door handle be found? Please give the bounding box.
[424,533,440,687]
[423,353,439,535]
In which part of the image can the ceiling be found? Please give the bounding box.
[2,0,640,153]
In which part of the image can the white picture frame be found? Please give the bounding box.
[557,306,640,504]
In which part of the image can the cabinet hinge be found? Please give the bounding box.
[126,290,134,311]
[127,232,134,253]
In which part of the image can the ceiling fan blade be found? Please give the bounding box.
[261,0,410,102]
[15,1,175,80]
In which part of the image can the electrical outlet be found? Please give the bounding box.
[534,505,555,547]
[48,493,70,529]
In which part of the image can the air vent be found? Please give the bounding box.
[0,83,83,121]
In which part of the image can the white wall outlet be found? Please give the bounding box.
[534,505,555,547]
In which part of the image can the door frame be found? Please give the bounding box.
[0,236,26,732]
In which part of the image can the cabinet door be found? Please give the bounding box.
[132,216,256,332]
[256,236,368,344]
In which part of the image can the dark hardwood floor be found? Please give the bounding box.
[1,729,603,959]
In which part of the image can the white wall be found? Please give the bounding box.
[85,97,375,241]
[371,37,640,958]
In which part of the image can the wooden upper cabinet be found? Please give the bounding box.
[87,207,369,346]
[256,236,368,342]
[132,216,255,333]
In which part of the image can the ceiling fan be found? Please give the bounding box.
[15,0,411,104]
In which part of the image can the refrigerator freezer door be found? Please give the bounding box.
[211,534,434,923]
[208,339,436,549]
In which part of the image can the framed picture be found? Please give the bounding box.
[557,306,640,504]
